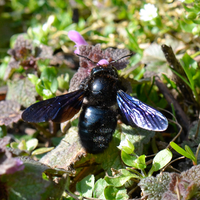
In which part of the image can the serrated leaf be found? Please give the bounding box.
[6,78,37,108]
[161,165,200,199]
[76,174,94,198]
[0,100,21,126]
[139,173,171,200]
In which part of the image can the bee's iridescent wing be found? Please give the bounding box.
[117,90,168,131]
[22,89,85,123]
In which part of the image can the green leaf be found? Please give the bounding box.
[26,138,38,152]
[10,142,19,149]
[186,12,197,20]
[181,53,196,90]
[18,140,27,150]
[170,142,193,160]
[42,77,52,90]
[185,145,196,162]
[32,147,54,156]
[50,77,58,93]
[0,125,7,138]
[180,53,199,100]
[118,137,134,154]
[148,149,172,176]
[185,0,194,3]
[41,67,58,93]
[170,68,192,89]
[104,186,128,200]
[128,53,142,68]
[35,79,54,99]
[104,186,118,200]
[76,174,95,198]
[115,189,129,200]
[162,74,177,89]
[34,67,58,99]
[57,74,70,90]
[121,151,146,170]
[121,150,137,167]
[104,169,140,187]
[182,4,195,12]
[28,74,38,85]
[93,178,108,199]
[136,155,146,170]
[126,28,142,55]
[179,20,196,33]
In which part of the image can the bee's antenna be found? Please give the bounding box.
[110,53,133,63]
[76,54,96,64]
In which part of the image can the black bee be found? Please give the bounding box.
[22,54,168,154]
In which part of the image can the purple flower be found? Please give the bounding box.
[68,31,130,92]
[68,30,88,54]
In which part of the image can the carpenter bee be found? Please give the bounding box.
[22,54,168,154]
